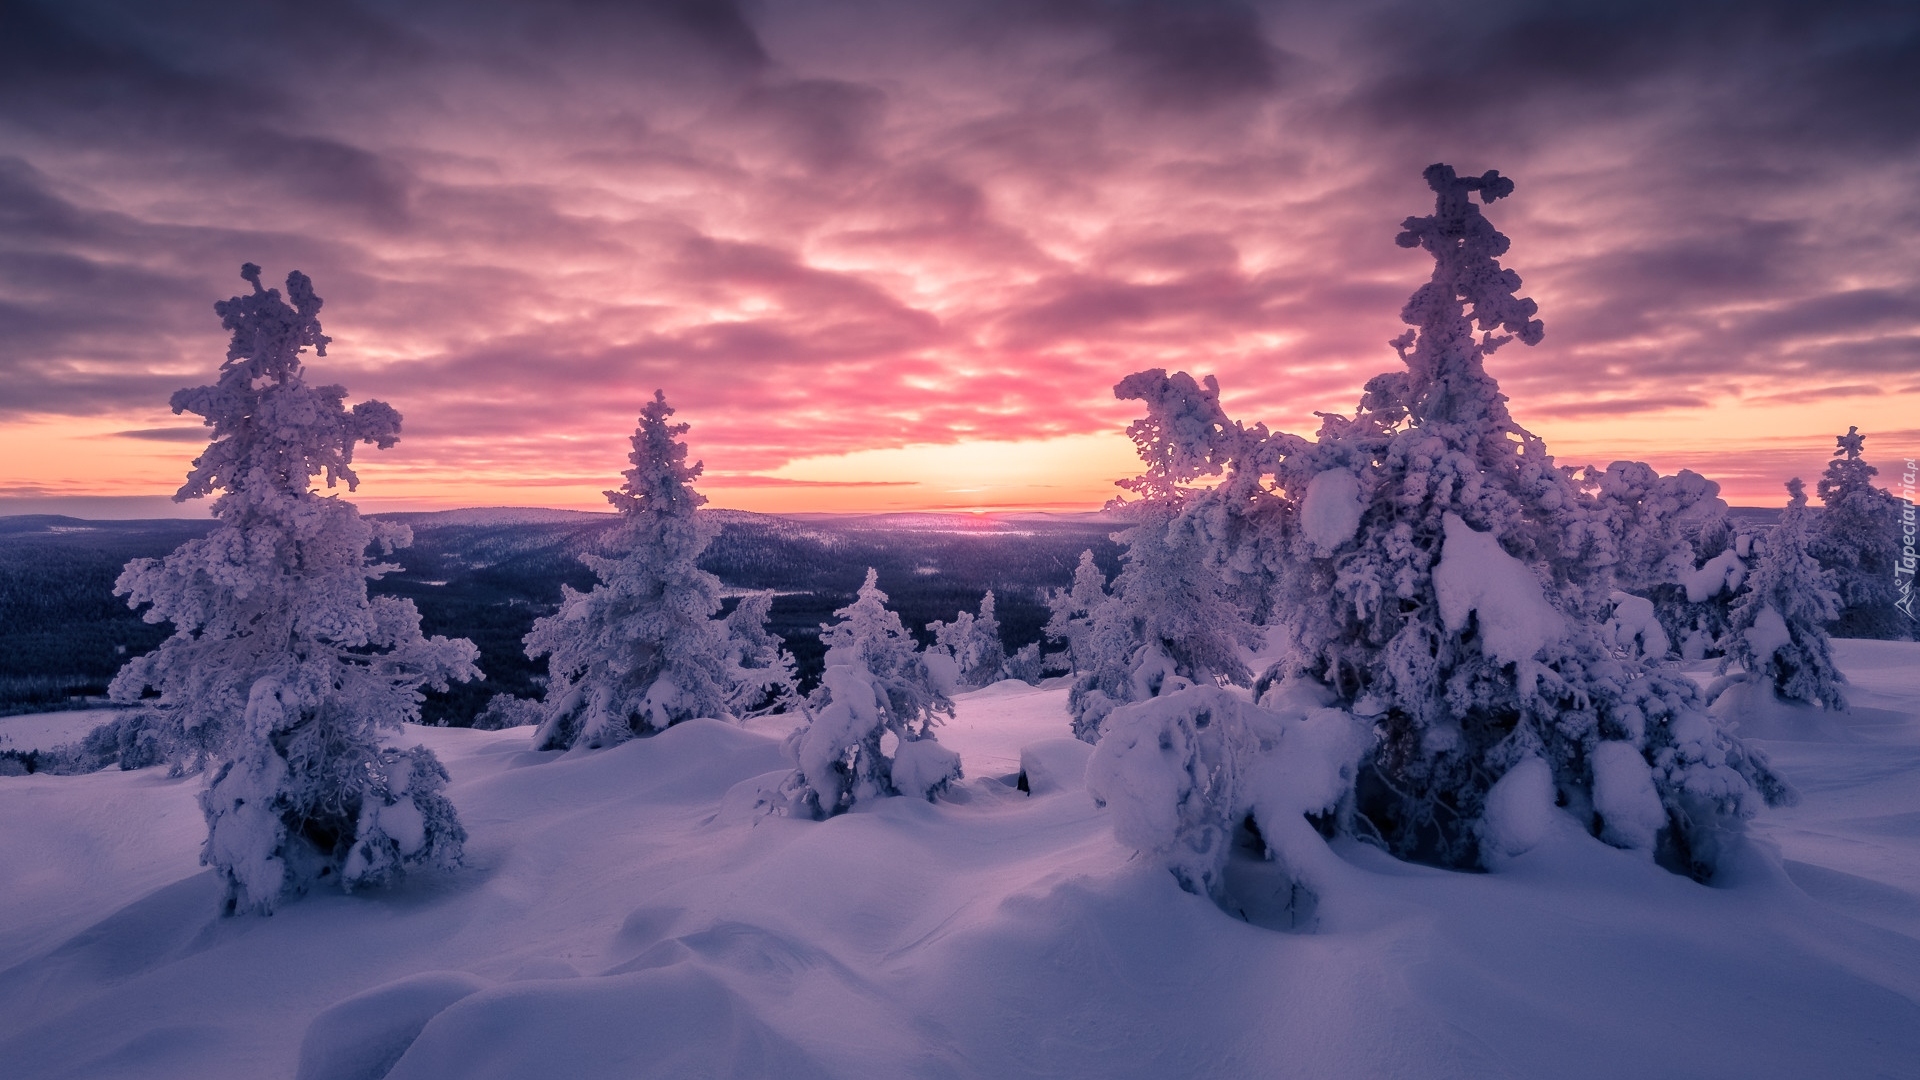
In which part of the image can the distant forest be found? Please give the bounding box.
[0,511,1125,724]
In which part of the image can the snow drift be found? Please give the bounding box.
[3,645,1919,1079]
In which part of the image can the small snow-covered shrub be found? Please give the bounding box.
[111,265,479,914]
[1017,737,1094,795]
[890,736,966,802]
[1086,684,1371,920]
[201,736,467,908]
[472,694,544,730]
[774,570,960,818]
[1002,642,1046,686]
[82,711,170,771]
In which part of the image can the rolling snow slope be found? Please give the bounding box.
[0,644,1917,1079]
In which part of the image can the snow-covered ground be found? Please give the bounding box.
[2,644,1918,1080]
[0,710,112,754]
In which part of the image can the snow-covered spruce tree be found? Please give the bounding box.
[968,590,1007,683]
[1044,549,1110,677]
[775,569,960,817]
[110,264,479,914]
[724,590,801,717]
[1260,166,1790,875]
[927,590,1007,689]
[1723,479,1847,709]
[1813,427,1909,639]
[1068,370,1262,742]
[525,392,788,749]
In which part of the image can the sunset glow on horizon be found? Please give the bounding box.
[3,0,1916,517]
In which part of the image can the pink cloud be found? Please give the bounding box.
[1,0,1916,511]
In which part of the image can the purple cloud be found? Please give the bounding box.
[0,0,1915,507]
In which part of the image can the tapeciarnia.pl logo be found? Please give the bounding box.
[1898,457,1916,621]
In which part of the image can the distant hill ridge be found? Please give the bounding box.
[363,507,1119,532]
[369,506,613,528]
[2,504,1787,534]
[0,506,1134,722]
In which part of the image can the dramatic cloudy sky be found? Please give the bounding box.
[2,0,1917,514]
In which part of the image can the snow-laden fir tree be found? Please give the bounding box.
[1813,427,1910,639]
[111,264,479,914]
[1068,371,1262,742]
[927,590,1007,689]
[1722,479,1847,709]
[525,392,791,749]
[724,590,801,716]
[775,569,961,818]
[1043,550,1110,674]
[1254,166,1791,875]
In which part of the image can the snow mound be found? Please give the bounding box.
[1710,680,1861,743]
[1480,756,1558,858]
[295,971,488,1080]
[1591,741,1667,852]
[1432,512,1565,665]
[891,738,963,801]
[1017,737,1094,795]
[967,677,1045,698]
[384,963,832,1080]
[923,650,960,697]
